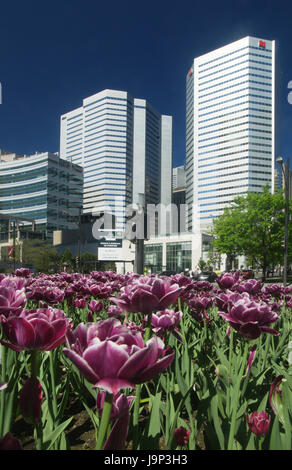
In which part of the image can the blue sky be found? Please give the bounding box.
[0,0,291,168]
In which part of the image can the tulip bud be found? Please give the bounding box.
[87,310,94,322]
[20,377,42,425]
[246,410,271,437]
[173,426,191,447]
[247,344,257,374]
[0,433,23,450]
[269,375,284,424]
[0,382,7,390]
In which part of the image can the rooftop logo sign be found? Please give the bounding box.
[258,40,266,48]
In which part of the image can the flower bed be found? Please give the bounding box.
[0,269,291,450]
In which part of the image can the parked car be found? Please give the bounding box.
[197,271,218,282]
[240,269,254,279]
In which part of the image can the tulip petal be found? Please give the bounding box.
[62,348,99,384]
[83,340,129,379]
[94,378,135,395]
[131,289,159,314]
[118,340,158,380]
[135,351,175,383]
[239,323,261,340]
[260,326,279,336]
[29,318,55,349]
[151,279,166,300]
[2,317,36,350]
[159,288,181,310]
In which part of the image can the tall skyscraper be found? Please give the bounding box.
[60,89,172,231]
[186,36,276,232]
[172,165,186,190]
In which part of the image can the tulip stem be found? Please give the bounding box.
[35,422,44,450]
[30,350,43,450]
[96,392,113,450]
[226,328,234,417]
[258,437,262,450]
[132,384,141,449]
[30,350,40,378]
[227,341,249,450]
[0,345,7,436]
[144,312,153,342]
[49,350,59,424]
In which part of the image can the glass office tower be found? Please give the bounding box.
[186,36,276,232]
[0,152,83,239]
[60,89,172,231]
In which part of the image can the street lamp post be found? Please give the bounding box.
[276,156,290,286]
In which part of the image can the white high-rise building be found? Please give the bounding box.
[60,89,172,231]
[172,165,186,190]
[186,36,276,233]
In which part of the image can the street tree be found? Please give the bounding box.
[211,187,292,280]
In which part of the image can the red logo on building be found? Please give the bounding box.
[258,40,266,48]
[188,68,193,77]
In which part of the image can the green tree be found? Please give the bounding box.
[211,187,291,280]
[198,258,207,271]
[81,251,98,273]
[22,238,61,273]
[62,248,73,269]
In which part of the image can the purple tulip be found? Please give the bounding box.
[110,277,182,315]
[246,410,271,436]
[173,426,191,447]
[99,391,135,451]
[63,318,175,395]
[218,295,280,339]
[73,297,87,309]
[88,300,104,312]
[0,307,72,351]
[216,271,240,289]
[100,392,135,451]
[90,283,112,299]
[149,309,183,334]
[27,285,65,305]
[0,433,24,450]
[96,391,134,421]
[0,285,26,318]
[188,295,213,312]
[107,305,123,318]
[19,377,42,425]
[87,310,94,322]
[14,268,31,278]
[262,284,284,299]
[194,280,213,291]
[236,279,263,295]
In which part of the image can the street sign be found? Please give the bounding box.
[97,238,123,261]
